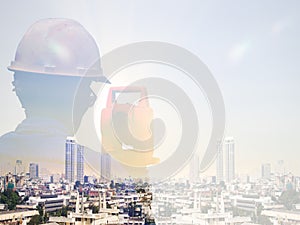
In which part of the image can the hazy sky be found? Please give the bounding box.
[0,0,300,177]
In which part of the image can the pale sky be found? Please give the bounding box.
[0,0,300,177]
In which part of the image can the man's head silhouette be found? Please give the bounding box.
[8,18,108,134]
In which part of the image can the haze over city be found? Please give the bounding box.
[0,0,300,177]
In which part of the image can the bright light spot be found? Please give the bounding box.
[229,40,251,64]
[271,19,290,34]
[49,40,71,64]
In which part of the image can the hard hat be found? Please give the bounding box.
[8,18,108,81]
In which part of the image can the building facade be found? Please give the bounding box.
[101,152,111,180]
[77,144,84,183]
[216,140,224,183]
[65,137,75,182]
[189,154,200,183]
[65,137,85,183]
[225,137,235,183]
[29,163,39,179]
[262,163,271,179]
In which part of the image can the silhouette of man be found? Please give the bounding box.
[0,18,108,173]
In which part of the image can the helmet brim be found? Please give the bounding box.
[7,65,111,84]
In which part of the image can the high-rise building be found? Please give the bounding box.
[189,154,200,183]
[77,144,84,183]
[15,160,24,175]
[276,160,285,176]
[262,163,271,179]
[225,137,235,183]
[65,137,75,182]
[29,163,39,179]
[101,152,111,180]
[216,140,224,183]
[65,137,85,183]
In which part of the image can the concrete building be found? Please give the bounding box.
[101,152,111,180]
[0,176,5,192]
[49,191,119,225]
[28,194,66,213]
[0,209,39,224]
[65,137,76,182]
[262,209,300,224]
[29,163,39,179]
[225,137,235,183]
[216,140,224,183]
[77,144,84,183]
[66,137,85,183]
[189,154,200,183]
[261,163,271,180]
[15,159,24,175]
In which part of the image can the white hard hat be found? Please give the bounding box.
[8,18,107,81]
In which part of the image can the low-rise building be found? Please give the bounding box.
[0,209,39,224]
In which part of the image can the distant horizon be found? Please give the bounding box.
[0,154,298,179]
[1,1,300,180]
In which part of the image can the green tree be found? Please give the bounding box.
[28,215,41,225]
[279,189,300,210]
[36,204,48,223]
[91,204,99,213]
[21,195,29,204]
[49,205,69,217]
[257,215,272,225]
[61,206,69,217]
[0,190,21,210]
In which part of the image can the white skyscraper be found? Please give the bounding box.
[225,137,235,183]
[29,163,39,179]
[65,137,75,182]
[65,137,85,183]
[77,144,84,183]
[216,141,224,183]
[190,154,200,183]
[15,160,24,175]
[101,152,111,180]
[262,163,271,179]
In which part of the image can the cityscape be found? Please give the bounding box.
[1,1,300,225]
[1,137,300,224]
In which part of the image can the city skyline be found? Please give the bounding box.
[0,1,299,177]
[0,138,293,181]
[0,2,299,224]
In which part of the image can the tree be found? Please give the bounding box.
[279,189,300,210]
[49,205,69,217]
[21,195,29,204]
[0,190,21,210]
[28,215,41,225]
[61,206,68,217]
[36,204,48,223]
[91,205,99,213]
[257,215,272,225]
[110,180,115,189]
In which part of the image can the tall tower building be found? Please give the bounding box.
[77,144,84,183]
[15,160,24,175]
[65,137,75,182]
[101,153,111,180]
[216,140,224,183]
[262,163,271,179]
[189,154,200,183]
[225,137,235,183]
[29,163,39,179]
